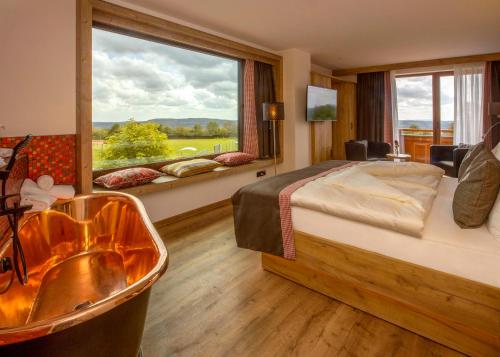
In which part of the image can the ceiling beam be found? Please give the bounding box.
[331,52,500,76]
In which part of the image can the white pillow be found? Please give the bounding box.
[493,142,500,161]
[487,193,500,241]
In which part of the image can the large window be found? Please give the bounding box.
[92,28,241,171]
[395,72,454,162]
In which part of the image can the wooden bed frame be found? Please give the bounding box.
[262,230,500,356]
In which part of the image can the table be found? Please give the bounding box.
[386,153,411,162]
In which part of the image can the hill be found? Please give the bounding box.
[399,120,453,130]
[93,118,236,129]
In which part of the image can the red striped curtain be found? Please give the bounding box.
[242,60,259,157]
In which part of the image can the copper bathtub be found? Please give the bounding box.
[0,193,168,357]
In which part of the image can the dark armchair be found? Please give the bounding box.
[345,140,391,161]
[430,145,469,177]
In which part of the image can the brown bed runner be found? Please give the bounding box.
[232,160,350,257]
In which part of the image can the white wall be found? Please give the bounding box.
[1,1,319,222]
[0,0,76,136]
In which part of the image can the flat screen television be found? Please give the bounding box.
[306,85,338,121]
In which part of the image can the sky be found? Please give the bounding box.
[307,86,337,108]
[92,28,239,123]
[396,75,454,122]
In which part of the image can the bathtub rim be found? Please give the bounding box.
[0,191,169,346]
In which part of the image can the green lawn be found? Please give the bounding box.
[93,137,238,170]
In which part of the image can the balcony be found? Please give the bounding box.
[400,128,453,163]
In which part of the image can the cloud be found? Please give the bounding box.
[395,75,455,121]
[92,28,239,122]
[396,76,433,120]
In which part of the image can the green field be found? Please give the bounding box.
[93,137,238,169]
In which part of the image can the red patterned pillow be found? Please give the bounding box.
[214,152,256,166]
[94,168,164,189]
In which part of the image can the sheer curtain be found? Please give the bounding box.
[454,63,485,145]
[390,71,404,153]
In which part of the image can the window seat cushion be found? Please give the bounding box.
[214,152,256,166]
[161,159,221,178]
[94,167,164,189]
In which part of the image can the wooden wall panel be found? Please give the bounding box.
[331,81,356,159]
[310,73,333,164]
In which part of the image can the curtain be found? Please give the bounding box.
[383,71,393,145]
[254,61,278,158]
[242,60,259,157]
[489,61,500,147]
[390,71,404,153]
[356,72,385,142]
[454,63,485,145]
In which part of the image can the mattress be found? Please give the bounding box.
[291,176,500,288]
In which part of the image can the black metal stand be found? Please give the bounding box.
[0,135,33,292]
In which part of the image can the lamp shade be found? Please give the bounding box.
[263,102,284,121]
[489,102,500,116]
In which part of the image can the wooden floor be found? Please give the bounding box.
[142,214,465,357]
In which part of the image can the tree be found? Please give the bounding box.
[92,128,109,140]
[218,127,229,137]
[108,123,121,136]
[192,123,203,137]
[102,120,169,163]
[159,125,175,137]
[174,126,190,137]
[206,121,220,137]
[223,121,237,137]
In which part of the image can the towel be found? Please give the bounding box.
[21,194,57,212]
[21,179,75,200]
[21,179,43,196]
[37,175,54,191]
[48,185,75,199]
[0,148,13,158]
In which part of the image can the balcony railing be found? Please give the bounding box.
[399,128,454,163]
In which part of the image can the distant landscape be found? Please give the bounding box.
[93,118,236,130]
[92,118,238,170]
[399,120,454,130]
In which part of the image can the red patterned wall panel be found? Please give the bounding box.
[0,135,76,185]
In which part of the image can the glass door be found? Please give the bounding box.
[395,72,455,163]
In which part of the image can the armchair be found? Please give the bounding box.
[345,140,391,161]
[429,145,469,177]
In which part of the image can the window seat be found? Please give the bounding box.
[93,159,277,197]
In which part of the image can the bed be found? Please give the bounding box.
[232,161,500,356]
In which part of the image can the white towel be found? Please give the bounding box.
[21,179,75,200]
[37,175,54,191]
[0,148,13,158]
[49,185,75,199]
[21,179,43,196]
[21,194,57,212]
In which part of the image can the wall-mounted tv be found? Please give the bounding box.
[306,85,338,121]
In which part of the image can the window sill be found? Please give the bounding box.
[93,158,279,197]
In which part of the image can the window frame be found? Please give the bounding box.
[395,71,454,144]
[77,0,282,192]
[91,24,244,178]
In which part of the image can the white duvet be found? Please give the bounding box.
[291,161,445,237]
